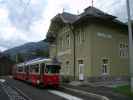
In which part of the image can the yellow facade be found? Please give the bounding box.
[48,7,129,81]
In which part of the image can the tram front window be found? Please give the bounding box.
[45,65,60,74]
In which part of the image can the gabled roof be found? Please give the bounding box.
[61,12,80,23]
[51,6,117,24]
[47,6,127,42]
[80,6,116,20]
[52,12,79,24]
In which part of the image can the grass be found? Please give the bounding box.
[113,85,133,98]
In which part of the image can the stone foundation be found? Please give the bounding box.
[60,75,130,83]
[60,75,74,83]
[86,75,130,82]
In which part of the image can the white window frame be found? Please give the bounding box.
[119,40,128,58]
[101,58,109,75]
[66,33,70,48]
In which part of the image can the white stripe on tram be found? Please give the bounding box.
[48,90,83,100]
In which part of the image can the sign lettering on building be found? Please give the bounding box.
[97,32,112,39]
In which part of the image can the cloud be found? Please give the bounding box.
[0,0,133,51]
[95,0,133,22]
[0,0,47,51]
[0,6,29,50]
[0,46,7,52]
[3,0,47,31]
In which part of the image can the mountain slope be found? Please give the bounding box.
[3,40,49,62]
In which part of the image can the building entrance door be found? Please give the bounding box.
[79,64,84,80]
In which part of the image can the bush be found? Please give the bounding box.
[113,85,133,97]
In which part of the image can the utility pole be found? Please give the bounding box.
[126,0,133,92]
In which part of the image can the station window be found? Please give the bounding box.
[76,29,85,46]
[82,32,86,42]
[101,58,108,75]
[66,33,70,48]
[59,37,63,50]
[102,65,107,74]
[66,61,70,75]
[76,32,81,46]
[119,41,128,58]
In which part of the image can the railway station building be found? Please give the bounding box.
[46,6,129,82]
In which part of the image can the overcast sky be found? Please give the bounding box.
[0,0,133,51]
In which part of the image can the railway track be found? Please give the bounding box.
[0,80,31,100]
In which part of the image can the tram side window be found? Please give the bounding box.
[35,67,39,73]
[17,67,23,72]
[41,63,45,67]
[32,65,39,73]
[24,66,29,72]
[30,66,32,72]
[24,66,27,72]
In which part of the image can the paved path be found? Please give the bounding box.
[0,82,27,100]
[3,77,99,100]
[3,76,125,100]
[62,83,133,100]
[4,78,66,100]
[0,84,10,100]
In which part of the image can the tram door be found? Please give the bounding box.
[40,63,45,75]
[40,63,45,82]
[25,65,30,80]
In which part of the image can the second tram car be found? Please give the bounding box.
[13,58,61,88]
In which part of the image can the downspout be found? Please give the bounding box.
[69,24,76,80]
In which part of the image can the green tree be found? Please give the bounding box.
[35,49,49,57]
[16,53,24,63]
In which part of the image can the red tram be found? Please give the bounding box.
[13,58,61,88]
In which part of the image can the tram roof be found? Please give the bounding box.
[25,58,52,66]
